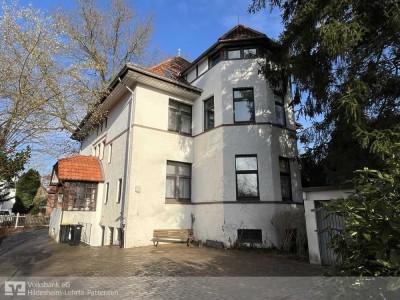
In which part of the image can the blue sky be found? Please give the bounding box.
[21,0,283,61]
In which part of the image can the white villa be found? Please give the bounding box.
[49,25,303,248]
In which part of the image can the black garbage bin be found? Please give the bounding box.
[69,224,84,246]
[59,225,71,243]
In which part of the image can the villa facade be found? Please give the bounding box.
[49,25,303,248]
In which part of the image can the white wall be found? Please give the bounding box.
[193,203,304,247]
[80,88,135,246]
[124,84,195,247]
[191,59,296,132]
[303,188,353,264]
[49,207,62,241]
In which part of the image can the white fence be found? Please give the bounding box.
[0,214,50,228]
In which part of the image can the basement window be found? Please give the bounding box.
[237,229,262,243]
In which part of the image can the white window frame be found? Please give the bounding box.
[116,178,122,203]
[108,143,112,164]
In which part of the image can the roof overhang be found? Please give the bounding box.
[181,36,280,75]
[50,155,104,184]
[72,64,202,141]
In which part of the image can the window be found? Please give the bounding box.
[166,161,191,202]
[204,96,214,131]
[209,53,221,68]
[163,69,174,79]
[108,143,112,163]
[279,157,292,201]
[237,229,262,243]
[104,182,109,204]
[275,100,286,126]
[235,155,259,200]
[168,99,192,135]
[93,140,106,159]
[244,48,257,58]
[233,88,255,123]
[228,49,241,60]
[226,47,258,60]
[116,178,122,203]
[99,141,105,160]
[63,182,97,211]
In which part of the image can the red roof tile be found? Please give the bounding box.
[219,24,266,41]
[57,155,104,182]
[147,56,191,80]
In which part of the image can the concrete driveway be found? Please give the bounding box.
[0,229,330,299]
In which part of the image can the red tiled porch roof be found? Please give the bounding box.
[57,155,104,182]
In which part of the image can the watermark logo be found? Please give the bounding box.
[5,281,26,296]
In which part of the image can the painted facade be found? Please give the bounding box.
[49,25,304,248]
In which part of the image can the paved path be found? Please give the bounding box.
[0,229,331,299]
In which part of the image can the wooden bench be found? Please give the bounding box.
[153,229,193,247]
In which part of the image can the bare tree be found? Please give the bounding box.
[0,0,155,162]
[55,0,155,109]
[0,0,64,152]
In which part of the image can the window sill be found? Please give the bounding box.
[282,199,293,203]
[165,199,192,204]
[233,121,256,125]
[236,198,260,203]
[167,130,193,137]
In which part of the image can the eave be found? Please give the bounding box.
[181,36,280,75]
[71,64,202,141]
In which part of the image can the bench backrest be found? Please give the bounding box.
[153,229,193,238]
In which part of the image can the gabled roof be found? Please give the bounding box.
[218,24,266,41]
[53,155,104,183]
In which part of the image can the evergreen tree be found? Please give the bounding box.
[14,169,40,212]
[249,0,400,281]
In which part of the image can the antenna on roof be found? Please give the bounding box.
[237,15,239,25]
[178,48,181,57]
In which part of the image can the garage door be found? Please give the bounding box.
[315,201,345,266]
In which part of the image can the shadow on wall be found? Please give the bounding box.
[221,60,274,123]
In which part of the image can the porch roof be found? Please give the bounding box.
[53,155,104,183]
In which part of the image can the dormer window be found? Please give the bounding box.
[209,53,221,68]
[228,49,241,59]
[244,48,257,58]
[226,47,258,60]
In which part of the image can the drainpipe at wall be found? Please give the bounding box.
[118,77,135,248]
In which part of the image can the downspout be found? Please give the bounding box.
[118,77,135,248]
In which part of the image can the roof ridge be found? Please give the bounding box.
[148,56,190,70]
[219,24,266,41]
[148,57,175,70]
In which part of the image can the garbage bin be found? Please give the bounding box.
[69,224,84,246]
[59,225,71,243]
